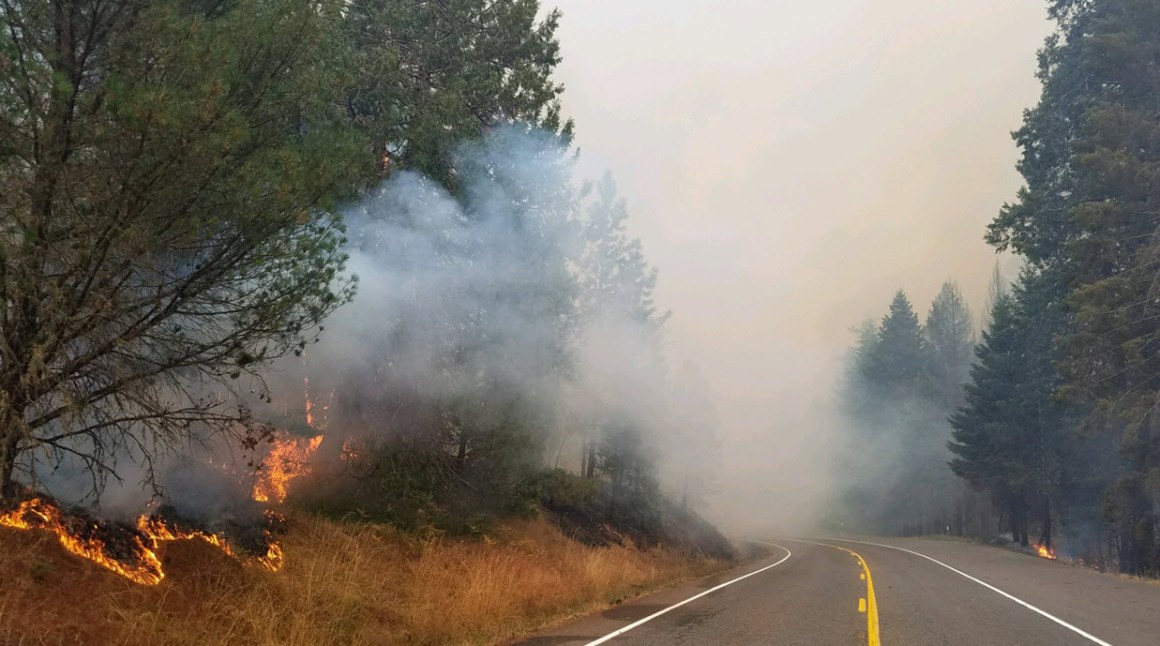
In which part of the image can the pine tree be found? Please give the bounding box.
[985,0,1160,572]
[926,281,975,409]
[950,270,1072,548]
[341,0,571,188]
[1056,0,1160,573]
[863,291,928,400]
[950,291,1030,543]
[573,173,667,510]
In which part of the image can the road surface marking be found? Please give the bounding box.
[859,597,867,613]
[823,542,880,646]
[781,539,880,646]
[581,543,792,646]
[831,538,1115,646]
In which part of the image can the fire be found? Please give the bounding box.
[139,511,284,572]
[305,373,316,428]
[259,510,286,571]
[1,498,164,585]
[0,496,287,585]
[1033,543,1057,560]
[137,515,238,559]
[301,359,333,432]
[251,362,330,504]
[252,433,324,504]
[0,370,327,584]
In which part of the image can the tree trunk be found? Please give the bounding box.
[1039,496,1052,548]
[456,433,468,470]
[0,431,20,501]
[1018,503,1030,547]
[584,439,597,479]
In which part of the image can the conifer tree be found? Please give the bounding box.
[926,281,975,409]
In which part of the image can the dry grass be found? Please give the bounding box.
[0,513,727,645]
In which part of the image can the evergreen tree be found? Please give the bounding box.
[984,0,1160,572]
[1056,0,1160,574]
[863,290,928,400]
[341,0,571,188]
[950,291,1030,543]
[926,281,975,409]
[573,173,667,515]
[839,289,964,536]
[950,270,1072,548]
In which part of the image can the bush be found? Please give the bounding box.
[537,469,599,510]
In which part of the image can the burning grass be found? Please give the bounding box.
[0,510,728,645]
[0,495,285,586]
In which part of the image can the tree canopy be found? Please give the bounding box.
[0,0,366,496]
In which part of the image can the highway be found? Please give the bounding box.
[513,537,1160,645]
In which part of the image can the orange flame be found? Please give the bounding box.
[1033,543,1057,560]
[136,515,237,558]
[0,368,329,583]
[139,513,284,572]
[259,510,286,571]
[0,497,286,585]
[1,498,164,584]
[252,433,324,504]
[301,361,333,432]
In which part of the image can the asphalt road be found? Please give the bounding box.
[512,537,1160,646]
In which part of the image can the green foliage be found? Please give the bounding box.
[297,439,445,532]
[861,291,928,400]
[838,285,978,536]
[973,0,1160,571]
[925,282,975,408]
[949,291,1023,493]
[341,0,571,188]
[536,469,600,510]
[0,0,369,496]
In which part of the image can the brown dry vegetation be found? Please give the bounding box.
[0,512,728,645]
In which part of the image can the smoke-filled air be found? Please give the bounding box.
[6,0,1160,644]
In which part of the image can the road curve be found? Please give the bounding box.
[511,537,1160,646]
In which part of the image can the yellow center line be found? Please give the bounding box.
[822,543,880,646]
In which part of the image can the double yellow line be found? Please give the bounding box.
[826,543,881,646]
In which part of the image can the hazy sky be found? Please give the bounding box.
[550,1,1053,529]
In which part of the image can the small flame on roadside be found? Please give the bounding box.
[1033,543,1057,560]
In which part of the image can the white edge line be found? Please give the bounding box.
[828,538,1115,646]
[581,542,792,646]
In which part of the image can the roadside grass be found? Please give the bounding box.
[0,512,728,645]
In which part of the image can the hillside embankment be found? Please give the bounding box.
[0,506,734,645]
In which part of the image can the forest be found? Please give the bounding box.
[834,0,1160,576]
[0,0,724,565]
[3,1,1160,630]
